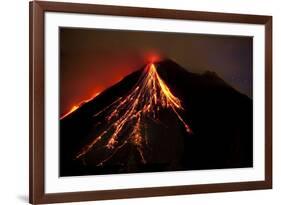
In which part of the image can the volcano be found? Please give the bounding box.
[60,59,253,176]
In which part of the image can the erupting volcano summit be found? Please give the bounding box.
[75,63,192,166]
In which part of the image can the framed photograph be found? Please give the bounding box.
[29,1,272,204]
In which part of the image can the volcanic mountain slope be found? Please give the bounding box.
[60,59,253,176]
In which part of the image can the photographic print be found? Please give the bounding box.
[30,1,272,203]
[59,28,253,177]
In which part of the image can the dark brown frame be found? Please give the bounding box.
[29,1,272,204]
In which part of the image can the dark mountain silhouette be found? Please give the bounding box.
[60,59,253,176]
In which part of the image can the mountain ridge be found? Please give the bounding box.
[61,58,242,120]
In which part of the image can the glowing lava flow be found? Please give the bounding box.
[60,92,101,120]
[74,63,192,166]
[60,105,80,120]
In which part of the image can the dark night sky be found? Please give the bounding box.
[60,28,253,116]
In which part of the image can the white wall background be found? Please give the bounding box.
[0,0,279,204]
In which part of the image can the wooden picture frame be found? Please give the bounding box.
[29,1,272,204]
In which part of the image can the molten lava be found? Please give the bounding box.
[60,105,79,120]
[74,63,192,166]
[60,92,101,120]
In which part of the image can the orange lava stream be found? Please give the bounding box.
[75,63,192,165]
[60,105,79,120]
[60,92,100,120]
